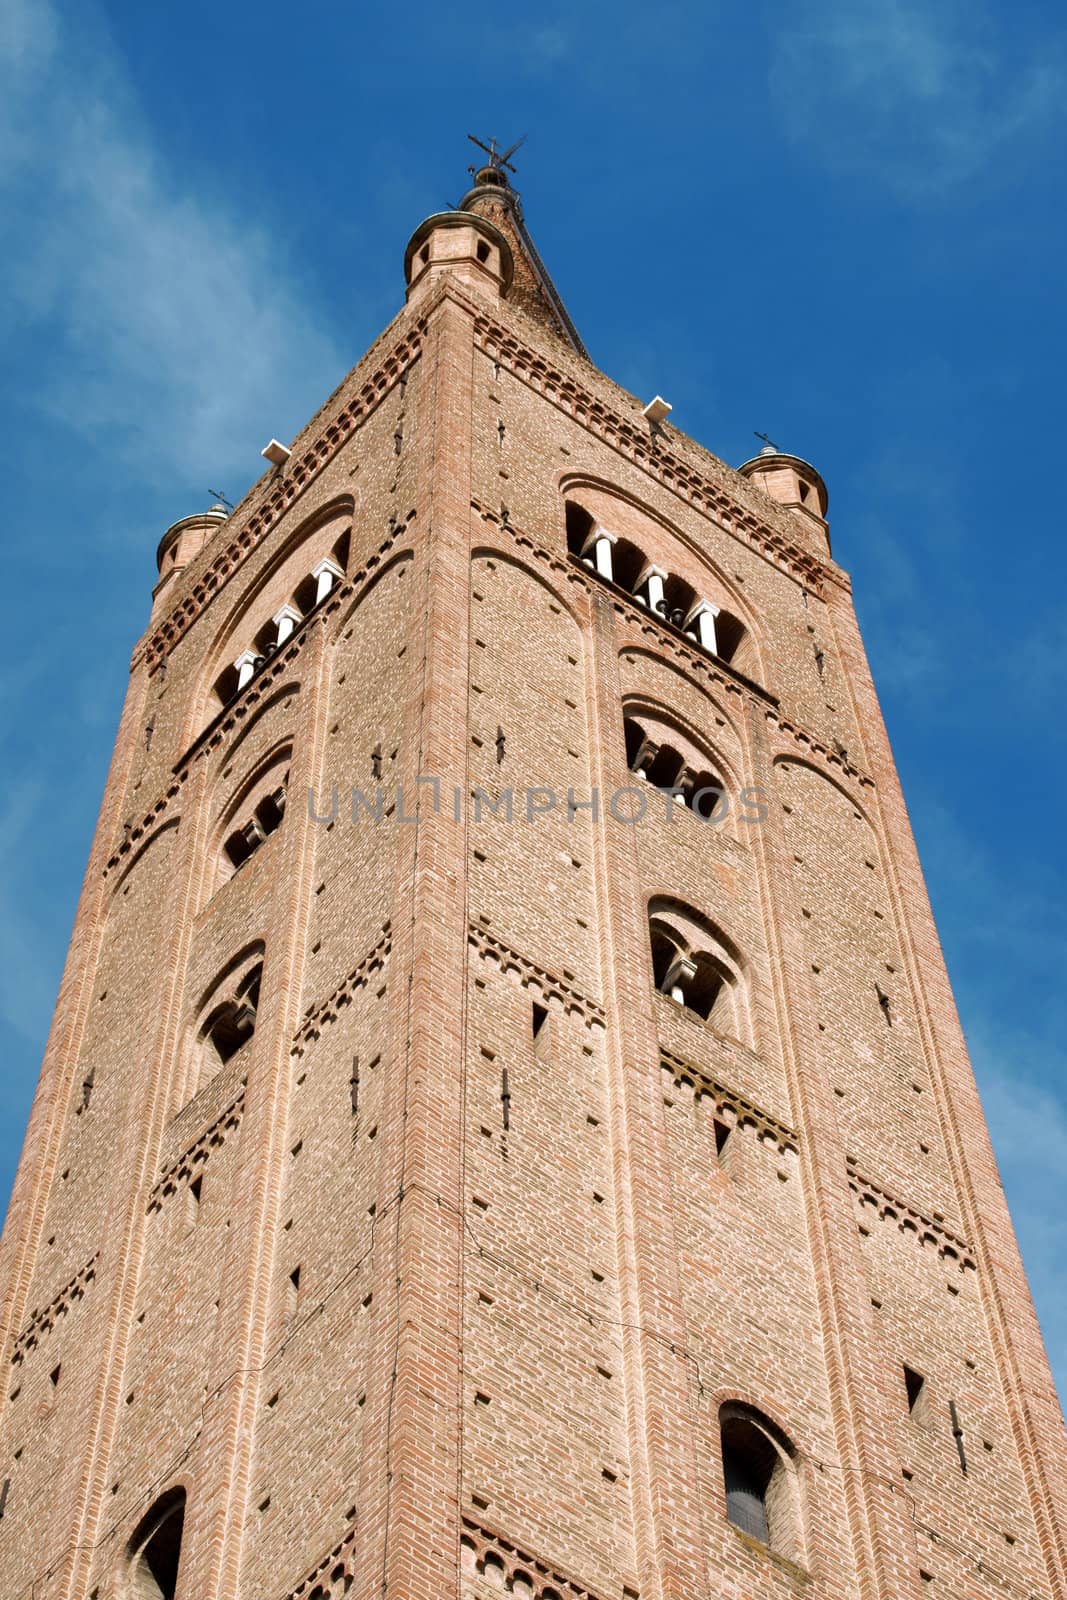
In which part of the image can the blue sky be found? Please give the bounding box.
[1,0,1064,1394]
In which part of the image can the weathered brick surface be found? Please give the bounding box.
[0,175,1064,1600]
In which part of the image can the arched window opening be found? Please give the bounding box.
[217,749,292,885]
[611,539,646,594]
[624,711,730,823]
[720,1406,801,1561]
[222,779,288,875]
[207,517,352,719]
[194,957,263,1095]
[127,1488,185,1600]
[565,501,595,559]
[648,899,746,1040]
[715,609,746,666]
[660,573,698,631]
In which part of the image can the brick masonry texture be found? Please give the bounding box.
[0,174,1065,1600]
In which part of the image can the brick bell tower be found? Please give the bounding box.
[1,141,1065,1600]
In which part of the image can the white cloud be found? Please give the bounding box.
[768,0,1065,197]
[0,0,345,484]
[970,1035,1067,1399]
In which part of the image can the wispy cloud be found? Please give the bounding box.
[0,0,344,485]
[768,0,1066,197]
[970,1033,1067,1398]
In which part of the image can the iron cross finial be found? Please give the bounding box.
[753,430,779,451]
[467,133,527,177]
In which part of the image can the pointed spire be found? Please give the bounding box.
[458,136,588,360]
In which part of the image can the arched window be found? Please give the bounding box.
[127,1487,185,1600]
[719,1405,802,1561]
[208,513,352,715]
[216,745,292,885]
[648,898,745,1039]
[565,501,596,560]
[187,948,265,1103]
[624,712,730,826]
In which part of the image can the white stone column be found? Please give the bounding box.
[639,565,667,612]
[311,557,344,604]
[592,530,617,581]
[272,603,302,645]
[687,599,720,654]
[663,954,697,1005]
[234,649,258,691]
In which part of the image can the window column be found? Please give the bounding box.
[687,599,720,654]
[311,556,344,604]
[272,603,302,645]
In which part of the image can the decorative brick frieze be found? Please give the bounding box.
[142,324,425,672]
[280,1519,357,1599]
[765,707,874,791]
[291,925,393,1057]
[10,1253,98,1366]
[461,1517,613,1600]
[147,1082,245,1212]
[467,920,606,1029]
[848,1160,976,1271]
[102,785,185,880]
[472,311,831,592]
[660,1047,799,1155]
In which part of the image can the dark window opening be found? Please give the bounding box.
[223,778,289,875]
[532,1002,549,1040]
[202,962,262,1074]
[904,1365,926,1413]
[720,1408,797,1556]
[624,716,648,773]
[129,1489,185,1600]
[723,1420,775,1543]
[213,662,240,708]
[292,572,319,615]
[714,1119,732,1161]
[714,610,745,666]
[660,573,698,631]
[687,771,726,821]
[611,539,646,593]
[685,954,728,1022]
[645,743,686,790]
[476,239,491,263]
[565,502,595,560]
[650,929,682,995]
